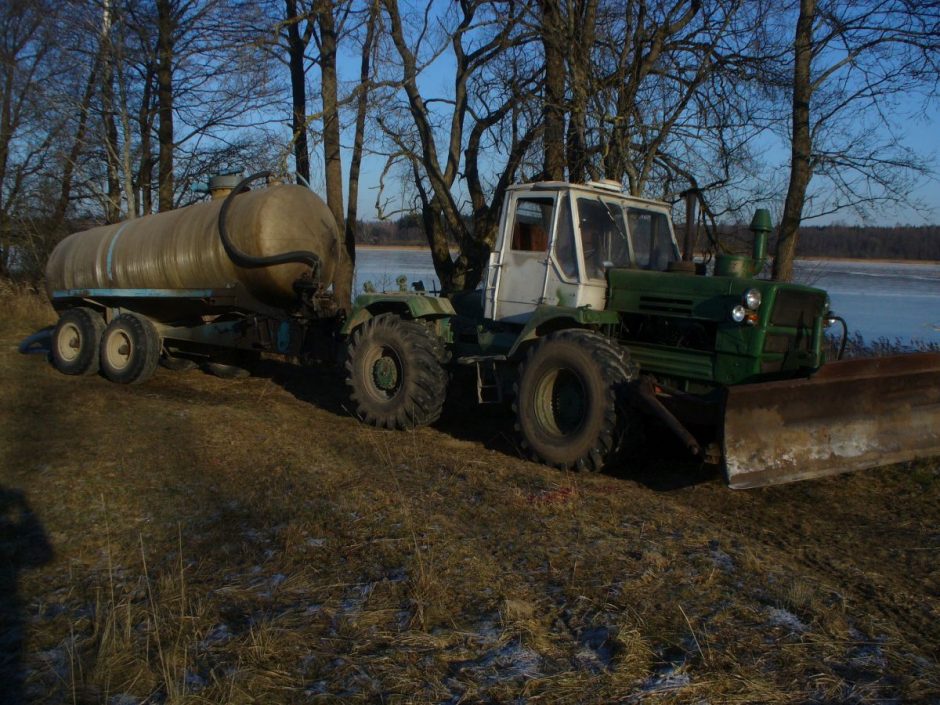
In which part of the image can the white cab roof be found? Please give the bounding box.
[507,181,672,211]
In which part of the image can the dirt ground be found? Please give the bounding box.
[1,290,938,704]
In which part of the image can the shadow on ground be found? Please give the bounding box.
[253,357,719,490]
[0,487,52,705]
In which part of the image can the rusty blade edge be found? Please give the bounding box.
[721,353,940,489]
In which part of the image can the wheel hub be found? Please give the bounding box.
[57,323,81,361]
[107,332,133,370]
[372,356,399,391]
[536,368,586,437]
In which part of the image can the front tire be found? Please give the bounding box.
[51,307,106,376]
[344,313,448,429]
[100,313,161,384]
[514,330,637,472]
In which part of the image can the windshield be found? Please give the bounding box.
[628,208,678,271]
[576,197,632,279]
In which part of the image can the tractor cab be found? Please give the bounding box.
[483,180,680,323]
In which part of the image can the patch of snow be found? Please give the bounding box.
[109,695,141,705]
[577,626,616,669]
[450,639,543,683]
[764,607,807,633]
[37,646,70,681]
[304,681,328,696]
[184,671,206,691]
[709,548,735,572]
[200,623,233,647]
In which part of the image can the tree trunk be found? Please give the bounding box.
[345,0,378,294]
[773,0,815,282]
[565,0,596,183]
[422,199,456,291]
[137,65,154,215]
[53,53,100,230]
[285,0,310,186]
[316,3,350,312]
[539,0,566,180]
[156,0,174,212]
[101,0,122,223]
[115,50,137,220]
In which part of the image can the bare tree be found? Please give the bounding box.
[117,0,279,212]
[100,0,123,222]
[154,0,175,211]
[283,0,314,185]
[313,1,348,307]
[379,0,540,292]
[537,0,566,180]
[255,0,381,312]
[771,0,940,281]
[330,0,381,312]
[0,0,68,276]
[345,0,379,266]
[526,0,769,221]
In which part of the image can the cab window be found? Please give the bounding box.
[511,197,554,252]
[553,195,578,279]
[576,197,631,280]
[628,209,678,271]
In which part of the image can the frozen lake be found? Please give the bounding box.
[791,260,940,345]
[355,248,940,346]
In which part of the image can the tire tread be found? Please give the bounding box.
[345,313,448,429]
[513,328,638,472]
[100,313,161,385]
[51,307,105,376]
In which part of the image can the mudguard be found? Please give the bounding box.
[722,353,940,489]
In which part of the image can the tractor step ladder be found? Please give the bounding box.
[458,355,507,404]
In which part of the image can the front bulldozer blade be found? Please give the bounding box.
[722,353,940,489]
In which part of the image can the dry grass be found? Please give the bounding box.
[1,285,938,704]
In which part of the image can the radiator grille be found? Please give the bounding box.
[638,296,694,315]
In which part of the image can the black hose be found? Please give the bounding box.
[217,171,321,274]
[831,315,848,360]
[18,326,53,355]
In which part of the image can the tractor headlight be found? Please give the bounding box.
[731,305,747,323]
[744,288,762,310]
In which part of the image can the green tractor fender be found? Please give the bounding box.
[341,292,456,339]
[506,305,620,359]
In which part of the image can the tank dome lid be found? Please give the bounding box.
[208,172,243,191]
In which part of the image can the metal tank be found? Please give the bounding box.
[45,183,339,308]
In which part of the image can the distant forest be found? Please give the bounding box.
[358,217,940,262]
[786,224,940,260]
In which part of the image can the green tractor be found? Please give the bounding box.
[343,180,940,488]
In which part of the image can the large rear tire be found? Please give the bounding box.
[51,307,105,376]
[345,313,448,429]
[100,313,161,385]
[513,329,637,472]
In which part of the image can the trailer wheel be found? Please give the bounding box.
[345,313,448,429]
[51,307,105,376]
[100,313,161,384]
[514,330,637,472]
